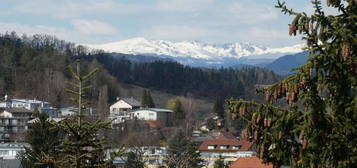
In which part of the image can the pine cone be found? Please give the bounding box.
[298,25,303,34]
[302,139,308,149]
[304,22,309,31]
[264,118,268,127]
[299,130,304,140]
[267,118,272,127]
[265,91,271,102]
[310,22,314,31]
[254,130,259,141]
[341,43,350,61]
[260,145,265,158]
[279,131,284,139]
[256,114,261,124]
[289,24,295,36]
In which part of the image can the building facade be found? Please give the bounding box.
[109,97,141,115]
[130,108,173,127]
[0,108,33,142]
[199,136,256,168]
[0,143,29,159]
[0,98,57,118]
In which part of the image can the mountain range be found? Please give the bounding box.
[86,37,305,68]
[265,52,308,75]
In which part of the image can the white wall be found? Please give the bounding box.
[110,100,133,115]
[131,109,157,121]
[0,111,13,118]
[0,146,25,159]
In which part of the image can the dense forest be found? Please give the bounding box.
[84,53,280,98]
[0,32,280,108]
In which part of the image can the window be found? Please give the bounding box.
[220,145,228,150]
[149,112,154,116]
[0,150,9,156]
[208,145,215,149]
[232,145,242,150]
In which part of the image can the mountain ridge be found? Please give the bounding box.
[85,37,305,67]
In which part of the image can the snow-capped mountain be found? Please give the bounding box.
[86,37,304,67]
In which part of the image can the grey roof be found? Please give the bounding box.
[132,108,173,113]
[2,108,32,113]
[0,159,21,168]
[11,99,49,104]
[120,97,141,107]
[148,108,173,113]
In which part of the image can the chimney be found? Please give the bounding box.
[4,94,7,101]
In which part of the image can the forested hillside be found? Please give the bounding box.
[83,54,280,99]
[0,32,280,108]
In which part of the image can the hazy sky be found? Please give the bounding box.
[0,0,334,47]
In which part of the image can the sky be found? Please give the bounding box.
[0,0,333,47]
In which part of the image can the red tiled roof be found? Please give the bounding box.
[217,132,236,140]
[230,157,273,168]
[199,139,254,152]
[145,120,160,129]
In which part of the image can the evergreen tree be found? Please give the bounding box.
[141,89,148,107]
[141,89,155,108]
[166,129,202,168]
[54,60,123,167]
[167,98,185,126]
[18,113,61,168]
[124,151,145,168]
[213,97,225,118]
[146,90,155,108]
[227,1,357,167]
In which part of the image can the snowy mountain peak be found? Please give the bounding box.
[86,38,305,66]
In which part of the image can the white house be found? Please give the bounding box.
[10,99,51,110]
[130,108,173,126]
[0,98,57,118]
[108,146,168,168]
[109,97,141,115]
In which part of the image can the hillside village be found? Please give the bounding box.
[0,95,270,168]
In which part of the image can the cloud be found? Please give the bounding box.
[0,22,121,44]
[71,19,119,35]
[235,27,302,46]
[156,0,215,12]
[12,0,148,19]
[226,2,278,24]
[142,25,208,41]
[0,22,70,38]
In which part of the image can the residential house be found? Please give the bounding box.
[109,146,168,168]
[229,156,273,168]
[130,108,173,127]
[0,108,33,142]
[199,134,256,168]
[0,98,57,118]
[109,97,141,115]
